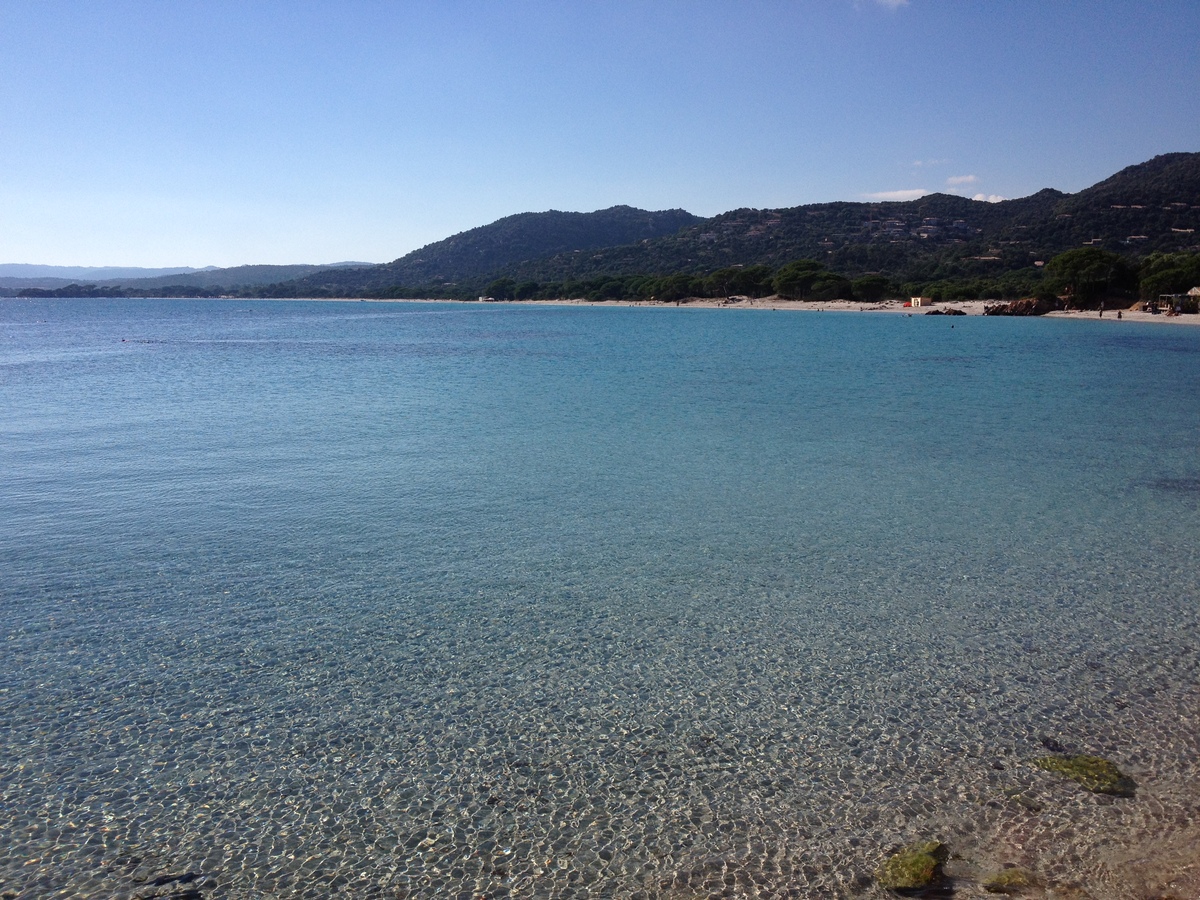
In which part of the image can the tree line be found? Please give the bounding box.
[13,248,1200,310]
[471,248,1198,307]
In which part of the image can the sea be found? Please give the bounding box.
[2,298,1199,899]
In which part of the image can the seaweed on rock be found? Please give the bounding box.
[982,866,1039,894]
[876,841,949,894]
[1032,754,1135,796]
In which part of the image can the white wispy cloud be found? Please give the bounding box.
[863,189,929,201]
[912,158,948,168]
[855,0,909,11]
[946,174,978,185]
[973,193,1007,203]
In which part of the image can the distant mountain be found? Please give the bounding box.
[0,276,96,290]
[288,205,703,294]
[102,263,377,290]
[387,205,702,278]
[269,153,1200,297]
[494,192,1069,282]
[0,261,379,292]
[0,264,215,282]
[486,154,1200,286]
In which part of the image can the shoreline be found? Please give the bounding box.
[1043,307,1200,325]
[11,293,1200,324]
[293,294,1200,324]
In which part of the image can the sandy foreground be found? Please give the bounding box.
[324,295,1200,324]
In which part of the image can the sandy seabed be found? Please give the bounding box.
[6,295,1200,898]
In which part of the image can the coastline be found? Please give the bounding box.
[256,294,1200,324]
[12,293,1200,324]
[1044,307,1200,325]
[11,294,1200,326]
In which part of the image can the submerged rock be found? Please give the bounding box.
[1033,754,1135,796]
[876,841,948,893]
[983,866,1039,894]
[1002,789,1044,812]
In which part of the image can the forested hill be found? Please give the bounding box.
[486,152,1200,285]
[10,153,1197,301]
[288,206,703,294]
[496,190,1070,284]
[275,152,1199,296]
[1059,152,1200,210]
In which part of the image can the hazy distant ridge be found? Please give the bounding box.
[0,264,215,280]
[0,261,375,291]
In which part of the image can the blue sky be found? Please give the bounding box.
[2,0,1197,267]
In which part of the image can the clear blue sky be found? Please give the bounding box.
[2,0,1197,267]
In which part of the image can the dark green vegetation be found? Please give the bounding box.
[288,205,703,294]
[981,867,1040,895]
[1032,755,1135,796]
[875,841,948,893]
[11,283,227,299]
[1139,249,1200,302]
[8,153,1199,304]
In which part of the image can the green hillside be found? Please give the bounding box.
[288,206,703,295]
[277,152,1199,299]
[12,153,1198,302]
[493,154,1200,286]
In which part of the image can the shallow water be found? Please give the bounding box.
[2,299,1199,898]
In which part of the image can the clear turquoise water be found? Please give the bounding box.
[2,299,1199,898]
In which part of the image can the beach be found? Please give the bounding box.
[372,295,1200,324]
[571,296,1200,323]
[1045,307,1200,325]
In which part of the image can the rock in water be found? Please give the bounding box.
[982,866,1039,894]
[1033,754,1135,795]
[876,841,948,892]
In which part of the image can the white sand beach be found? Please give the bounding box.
[278,294,1200,325]
[481,296,1200,323]
[1045,308,1200,325]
